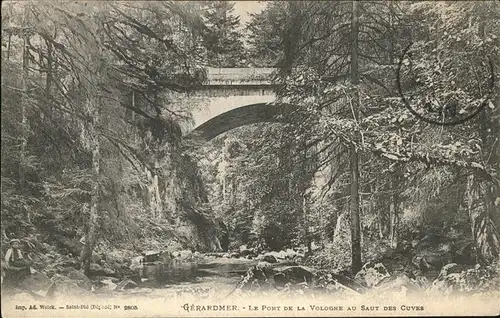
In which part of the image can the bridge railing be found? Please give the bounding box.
[205,67,277,86]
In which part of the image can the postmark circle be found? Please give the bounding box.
[396,42,495,126]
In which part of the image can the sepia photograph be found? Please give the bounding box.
[1,1,499,317]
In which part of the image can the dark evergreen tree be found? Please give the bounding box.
[245,2,286,67]
[202,1,246,67]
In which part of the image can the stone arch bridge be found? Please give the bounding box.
[185,67,286,141]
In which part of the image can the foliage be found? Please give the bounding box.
[240,1,500,270]
[196,122,316,251]
[0,1,221,268]
[245,1,286,67]
[201,1,246,67]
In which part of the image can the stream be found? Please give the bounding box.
[100,256,258,300]
[143,257,256,284]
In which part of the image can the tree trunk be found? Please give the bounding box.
[388,1,394,65]
[378,207,385,239]
[152,173,162,218]
[19,22,30,224]
[230,176,237,207]
[467,174,478,241]
[389,200,399,249]
[389,167,401,249]
[221,169,227,201]
[333,211,346,245]
[144,164,163,219]
[349,0,362,275]
[302,194,309,253]
[467,173,500,264]
[378,183,386,239]
[81,97,101,277]
[387,1,397,94]
[280,1,302,76]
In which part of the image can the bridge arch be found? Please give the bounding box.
[181,67,294,141]
[188,103,290,141]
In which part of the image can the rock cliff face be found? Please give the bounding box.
[14,114,221,258]
[131,116,222,252]
[167,151,221,251]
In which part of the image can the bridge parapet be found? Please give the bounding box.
[205,67,277,86]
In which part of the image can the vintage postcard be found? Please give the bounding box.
[1,1,499,317]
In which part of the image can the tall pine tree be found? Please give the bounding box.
[246,2,286,67]
[202,1,246,67]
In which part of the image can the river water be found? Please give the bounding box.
[127,257,257,298]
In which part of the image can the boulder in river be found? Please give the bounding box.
[177,250,193,261]
[425,262,488,296]
[17,271,53,295]
[285,248,298,259]
[232,264,316,293]
[114,278,138,291]
[240,248,254,258]
[231,265,272,293]
[100,277,118,290]
[89,262,117,277]
[130,256,144,272]
[426,273,460,296]
[256,261,272,269]
[437,263,469,280]
[273,265,316,285]
[62,268,93,289]
[371,273,422,297]
[143,250,172,263]
[49,274,93,297]
[355,262,390,288]
[257,254,277,263]
[275,250,288,260]
[262,251,286,261]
